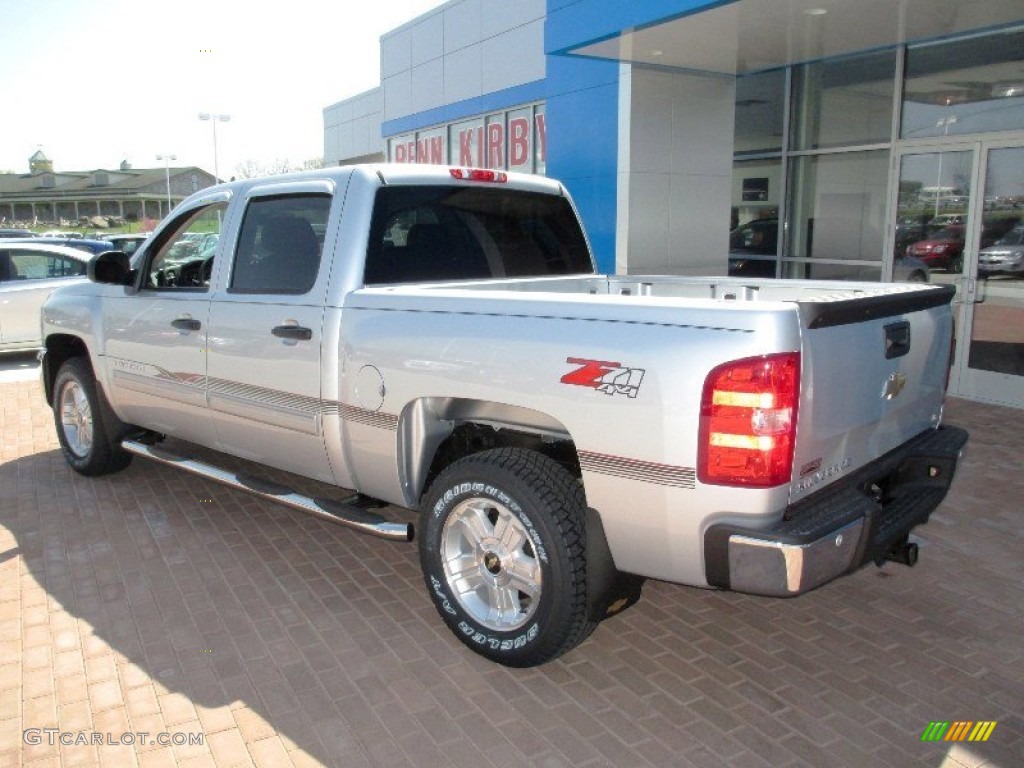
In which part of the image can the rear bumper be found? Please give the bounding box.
[704,425,969,597]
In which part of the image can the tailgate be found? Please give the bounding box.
[789,284,955,502]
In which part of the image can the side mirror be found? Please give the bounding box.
[88,250,135,286]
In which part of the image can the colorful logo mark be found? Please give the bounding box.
[921,721,997,742]
[560,357,646,399]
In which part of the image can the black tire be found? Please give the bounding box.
[419,448,596,667]
[53,358,132,476]
[950,254,964,273]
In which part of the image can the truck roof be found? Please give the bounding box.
[178,163,567,212]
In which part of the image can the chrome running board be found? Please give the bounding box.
[121,439,413,541]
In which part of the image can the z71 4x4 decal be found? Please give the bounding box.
[560,357,645,398]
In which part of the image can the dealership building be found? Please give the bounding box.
[324,0,1024,408]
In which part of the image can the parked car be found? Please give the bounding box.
[978,225,1024,276]
[894,215,929,255]
[729,218,930,281]
[728,218,778,276]
[905,227,965,272]
[0,236,116,256]
[40,164,967,666]
[927,213,967,229]
[101,233,150,256]
[905,216,1021,272]
[0,243,91,352]
[0,228,35,239]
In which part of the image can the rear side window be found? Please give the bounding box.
[364,186,591,284]
[7,250,86,280]
[230,194,330,295]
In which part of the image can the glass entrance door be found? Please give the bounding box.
[958,143,1024,406]
[893,142,1024,408]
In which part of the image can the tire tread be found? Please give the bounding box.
[420,447,596,666]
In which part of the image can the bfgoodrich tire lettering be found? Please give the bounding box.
[419,447,595,667]
[53,358,132,477]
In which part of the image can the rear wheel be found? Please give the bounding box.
[53,358,132,476]
[419,448,595,667]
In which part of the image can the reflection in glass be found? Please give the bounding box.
[734,70,785,156]
[896,151,972,274]
[787,150,888,264]
[729,159,781,277]
[791,50,896,150]
[969,147,1024,378]
[902,28,1024,140]
[782,261,883,282]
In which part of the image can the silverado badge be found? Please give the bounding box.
[882,372,907,400]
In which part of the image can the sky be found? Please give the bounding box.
[0,0,449,178]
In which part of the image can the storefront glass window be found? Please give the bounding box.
[791,51,896,150]
[729,159,781,277]
[784,150,889,272]
[734,70,785,156]
[902,28,1024,139]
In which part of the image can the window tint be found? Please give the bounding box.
[230,194,330,295]
[8,250,86,280]
[144,203,227,290]
[364,186,591,284]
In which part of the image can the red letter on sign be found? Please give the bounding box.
[395,144,406,163]
[535,113,547,163]
[488,123,503,168]
[430,136,443,164]
[509,117,529,166]
[459,130,473,165]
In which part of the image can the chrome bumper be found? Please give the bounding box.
[704,425,969,597]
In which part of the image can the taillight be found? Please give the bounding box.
[698,353,800,487]
[449,168,507,183]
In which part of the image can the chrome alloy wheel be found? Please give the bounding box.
[440,498,541,631]
[59,380,93,458]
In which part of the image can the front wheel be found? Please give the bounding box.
[419,448,595,667]
[53,358,132,476]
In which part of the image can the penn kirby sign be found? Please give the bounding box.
[388,103,546,175]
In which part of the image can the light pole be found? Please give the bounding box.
[198,112,231,181]
[156,154,176,218]
[933,115,958,219]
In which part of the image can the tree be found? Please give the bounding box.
[233,157,324,179]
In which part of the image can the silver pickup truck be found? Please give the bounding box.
[40,164,967,667]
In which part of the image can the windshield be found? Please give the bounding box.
[995,227,1024,246]
[365,185,593,284]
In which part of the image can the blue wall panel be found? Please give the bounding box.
[546,0,726,55]
[544,54,620,273]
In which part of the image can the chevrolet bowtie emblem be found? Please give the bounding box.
[882,372,907,400]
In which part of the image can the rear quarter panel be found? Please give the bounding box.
[339,288,803,585]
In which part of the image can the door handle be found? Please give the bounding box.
[171,317,202,331]
[272,325,312,341]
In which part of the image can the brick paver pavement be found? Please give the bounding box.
[1,361,1022,767]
